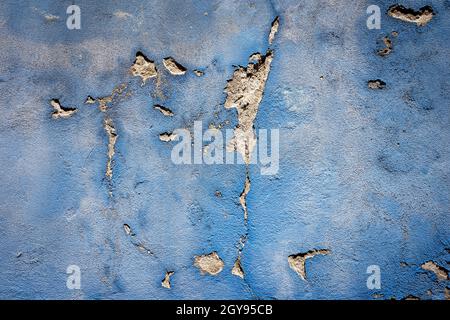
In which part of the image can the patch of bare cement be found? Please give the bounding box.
[224,51,274,163]
[44,14,60,22]
[194,252,224,275]
[403,294,420,300]
[104,118,117,180]
[113,10,132,19]
[162,271,174,289]
[50,99,77,119]
[85,96,96,104]
[130,52,157,84]
[421,261,449,280]
[163,57,187,75]
[154,104,174,117]
[378,36,393,57]
[268,16,279,45]
[239,174,251,221]
[224,18,278,162]
[388,5,434,26]
[32,7,60,23]
[86,83,129,112]
[232,257,244,279]
[123,224,133,236]
[368,79,386,89]
[159,132,178,142]
[193,69,204,77]
[288,249,330,280]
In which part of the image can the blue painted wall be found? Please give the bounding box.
[0,0,448,299]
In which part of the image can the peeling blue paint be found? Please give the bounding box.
[0,0,449,299]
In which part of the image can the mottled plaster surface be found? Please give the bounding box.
[0,0,449,299]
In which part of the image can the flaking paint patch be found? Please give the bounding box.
[377,36,393,57]
[159,132,178,142]
[113,10,133,19]
[123,224,133,236]
[224,51,274,163]
[239,174,251,221]
[368,79,386,89]
[162,271,174,289]
[50,99,77,119]
[44,14,59,22]
[268,16,279,45]
[163,57,187,75]
[104,117,117,180]
[403,294,420,300]
[421,261,449,280]
[86,83,129,112]
[153,104,174,117]
[232,257,244,279]
[388,5,434,26]
[32,7,59,23]
[288,249,330,281]
[130,52,158,84]
[136,243,154,255]
[193,69,204,77]
[194,252,224,276]
[85,95,96,104]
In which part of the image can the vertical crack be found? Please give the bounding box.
[239,172,251,222]
[104,117,117,182]
[225,16,279,280]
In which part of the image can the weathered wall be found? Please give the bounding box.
[0,0,449,299]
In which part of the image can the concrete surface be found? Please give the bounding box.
[0,0,449,299]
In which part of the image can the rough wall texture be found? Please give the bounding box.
[0,0,449,299]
